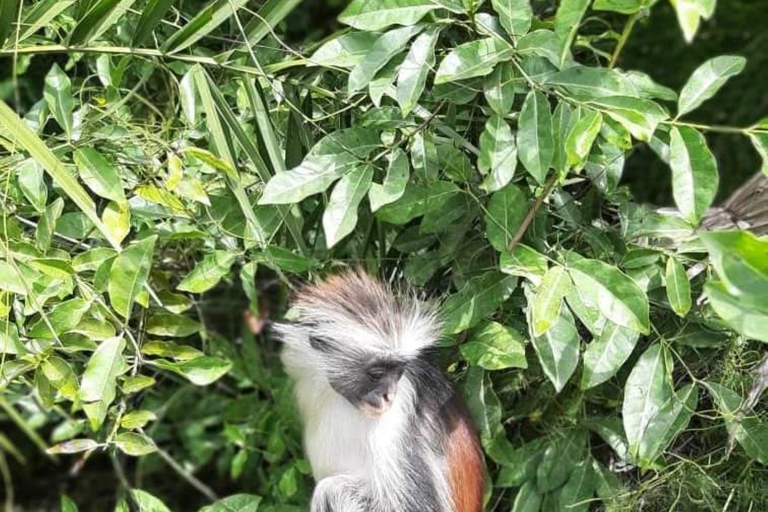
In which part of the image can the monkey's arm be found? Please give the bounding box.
[310,475,369,512]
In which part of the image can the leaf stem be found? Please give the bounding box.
[610,13,638,69]
[507,173,559,252]
[663,120,768,135]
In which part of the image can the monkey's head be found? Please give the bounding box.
[275,270,441,418]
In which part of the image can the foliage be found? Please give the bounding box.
[0,0,767,511]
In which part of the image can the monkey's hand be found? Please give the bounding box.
[310,475,369,512]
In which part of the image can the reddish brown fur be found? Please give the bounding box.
[446,407,486,512]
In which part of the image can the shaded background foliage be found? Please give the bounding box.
[0,1,767,512]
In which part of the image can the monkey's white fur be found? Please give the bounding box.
[278,277,454,512]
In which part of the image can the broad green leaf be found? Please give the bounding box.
[376,181,459,224]
[396,27,441,115]
[516,29,562,69]
[517,90,554,183]
[666,256,691,317]
[699,230,768,300]
[434,38,514,84]
[704,281,768,342]
[483,61,515,116]
[559,460,596,512]
[670,0,714,42]
[17,160,47,212]
[511,481,542,512]
[131,490,171,512]
[531,266,572,336]
[484,184,527,252]
[531,308,580,393]
[339,0,441,31]
[369,149,409,212]
[152,356,231,385]
[36,197,64,252]
[309,32,379,68]
[131,0,174,46]
[581,322,639,389]
[443,273,518,334]
[368,58,400,107]
[69,0,137,45]
[102,202,130,245]
[478,116,518,192]
[593,0,646,13]
[0,261,26,295]
[491,0,532,40]
[108,236,157,318]
[678,56,746,117]
[162,0,250,53]
[120,410,156,430]
[115,432,156,456]
[177,251,238,294]
[584,417,629,460]
[142,340,203,361]
[74,148,125,204]
[41,356,78,400]
[500,244,548,285]
[198,494,262,512]
[623,344,672,459]
[122,375,155,394]
[704,382,768,464]
[636,384,698,465]
[0,322,21,354]
[80,336,127,429]
[589,96,667,142]
[259,129,380,204]
[348,25,423,93]
[669,126,718,225]
[410,131,438,182]
[461,321,527,370]
[565,110,602,171]
[568,258,651,334]
[28,298,90,340]
[73,248,116,272]
[323,164,374,248]
[145,312,202,337]
[43,64,74,139]
[48,439,99,454]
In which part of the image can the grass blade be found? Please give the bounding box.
[131,0,174,47]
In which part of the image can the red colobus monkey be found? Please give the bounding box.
[276,270,486,512]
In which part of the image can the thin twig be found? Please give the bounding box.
[507,173,559,252]
[153,443,219,502]
[610,13,638,69]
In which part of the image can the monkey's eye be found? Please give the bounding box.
[367,367,386,381]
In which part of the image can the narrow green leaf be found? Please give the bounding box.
[152,357,231,386]
[80,336,127,429]
[531,266,573,336]
[339,0,440,31]
[484,184,527,252]
[593,0,646,14]
[348,25,423,93]
[517,90,554,183]
[511,481,542,512]
[369,149,409,212]
[375,181,459,224]
[396,26,440,115]
[478,115,518,192]
[531,308,580,393]
[669,126,718,224]
[17,160,47,212]
[0,0,20,48]
[48,439,99,455]
[322,164,373,248]
[115,432,156,456]
[145,312,202,337]
[678,56,746,117]
[552,102,574,176]
[14,0,75,45]
[309,32,379,69]
[108,236,156,318]
[35,197,64,252]
[588,96,668,142]
[565,110,602,171]
[43,64,74,139]
[69,0,137,45]
[237,0,303,50]
[434,38,514,84]
[461,321,527,370]
[131,0,174,46]
[553,0,590,67]
[666,256,691,317]
[120,410,157,430]
[162,0,249,53]
[581,322,639,389]
[178,251,238,294]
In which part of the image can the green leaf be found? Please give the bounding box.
[517,90,554,183]
[0,0,20,45]
[434,38,514,84]
[323,164,373,248]
[69,0,137,45]
[115,432,156,456]
[122,375,156,394]
[369,149,409,212]
[670,0,714,43]
[622,344,672,459]
[36,197,64,252]
[559,459,596,512]
[636,383,698,465]
[108,236,157,318]
[131,0,174,46]
[80,336,127,429]
[120,410,157,429]
[48,439,99,454]
[491,0,532,40]
[568,258,650,334]
[516,29,562,69]
[410,131,438,182]
[152,356,231,386]
[536,429,586,492]
[162,0,249,53]
[461,321,527,370]
[396,26,441,115]
[483,61,515,116]
[177,251,238,294]
[565,110,602,171]
[581,322,639,389]
[198,494,262,512]
[495,439,545,484]
[704,382,768,464]
[704,281,768,342]
[589,96,667,142]
[74,148,126,204]
[236,0,303,51]
[131,490,171,512]
[43,64,74,139]
[478,115,518,192]
[309,32,379,68]
[102,202,130,246]
[14,0,75,44]
[259,129,380,204]
[699,230,768,301]
[0,261,26,295]
[376,181,459,224]
[17,160,47,212]
[41,356,78,400]
[669,126,718,225]
[749,127,768,176]
[666,256,692,317]
[678,56,746,117]
[61,495,79,512]
[339,0,441,31]
[593,0,646,14]
[584,417,629,460]
[443,273,518,334]
[531,266,573,336]
[546,65,676,102]
[145,312,202,337]
[348,25,423,93]
[531,308,580,393]
[500,245,548,284]
[28,297,90,339]
[484,184,527,252]
[553,0,590,67]
[511,481,542,512]
[552,102,574,176]
[463,367,504,441]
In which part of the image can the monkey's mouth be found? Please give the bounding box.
[359,399,393,418]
